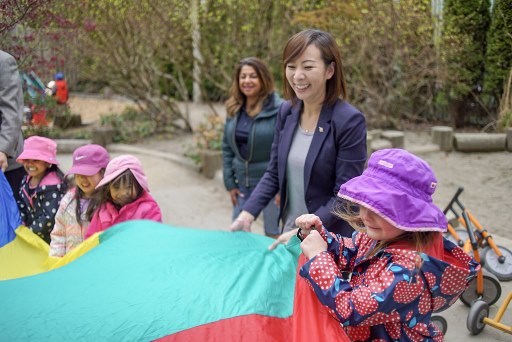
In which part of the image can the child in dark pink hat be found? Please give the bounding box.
[292,149,480,341]
[84,154,162,238]
[49,144,110,257]
[16,136,67,243]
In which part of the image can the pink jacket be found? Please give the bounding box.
[84,191,162,239]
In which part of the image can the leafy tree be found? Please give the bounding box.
[442,0,491,127]
[0,0,69,76]
[484,0,512,104]
[293,0,440,128]
[197,0,316,101]
[0,0,48,34]
[61,0,194,133]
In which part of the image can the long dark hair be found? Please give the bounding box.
[74,169,105,226]
[86,169,143,221]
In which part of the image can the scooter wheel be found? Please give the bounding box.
[481,245,512,281]
[431,315,447,335]
[467,300,488,335]
[460,270,501,307]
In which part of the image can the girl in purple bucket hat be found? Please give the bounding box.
[294,149,480,341]
[49,144,110,257]
[16,136,68,244]
[84,154,162,238]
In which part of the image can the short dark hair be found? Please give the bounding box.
[282,29,347,105]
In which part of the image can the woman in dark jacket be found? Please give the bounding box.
[222,57,283,237]
[230,30,367,244]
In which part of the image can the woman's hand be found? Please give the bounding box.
[300,230,327,259]
[229,210,254,232]
[274,193,280,207]
[229,188,241,206]
[268,228,298,250]
[295,214,323,239]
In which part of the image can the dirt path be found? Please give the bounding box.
[69,94,512,238]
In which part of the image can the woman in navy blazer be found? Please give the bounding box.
[230,29,367,242]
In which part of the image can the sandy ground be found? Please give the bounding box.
[69,94,512,238]
[66,93,512,340]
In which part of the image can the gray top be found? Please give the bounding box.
[0,50,24,172]
[283,125,314,232]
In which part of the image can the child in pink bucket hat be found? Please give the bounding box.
[293,149,480,341]
[16,135,67,243]
[49,144,110,257]
[84,155,162,238]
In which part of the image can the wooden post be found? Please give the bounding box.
[92,126,115,147]
[370,139,393,153]
[381,130,404,148]
[506,127,512,152]
[366,135,373,158]
[432,126,453,152]
[453,133,506,152]
[201,149,222,179]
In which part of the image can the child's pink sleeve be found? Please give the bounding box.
[138,201,162,223]
[84,211,101,239]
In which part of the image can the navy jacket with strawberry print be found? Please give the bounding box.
[299,228,479,342]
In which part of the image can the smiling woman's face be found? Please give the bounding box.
[238,65,261,101]
[285,44,334,106]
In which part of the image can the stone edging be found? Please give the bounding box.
[369,126,512,154]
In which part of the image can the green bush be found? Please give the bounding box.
[22,125,62,139]
[484,0,512,101]
[100,107,156,143]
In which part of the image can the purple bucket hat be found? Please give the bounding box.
[337,149,447,232]
[16,136,59,165]
[95,155,149,192]
[67,144,110,176]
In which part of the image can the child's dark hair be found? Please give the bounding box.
[46,164,65,181]
[73,169,106,225]
[41,164,69,190]
[86,169,143,221]
[334,198,438,258]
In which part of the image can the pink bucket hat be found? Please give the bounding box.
[337,149,447,232]
[95,155,149,192]
[16,136,59,165]
[67,144,110,176]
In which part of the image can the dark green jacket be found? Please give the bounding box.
[222,92,283,190]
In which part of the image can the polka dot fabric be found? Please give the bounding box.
[17,172,67,244]
[299,227,480,341]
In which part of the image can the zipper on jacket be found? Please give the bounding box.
[245,160,249,187]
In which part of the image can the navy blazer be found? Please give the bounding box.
[243,99,367,236]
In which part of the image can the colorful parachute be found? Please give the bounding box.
[0,172,349,341]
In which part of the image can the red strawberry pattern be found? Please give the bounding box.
[385,321,401,339]
[418,289,433,314]
[364,257,395,293]
[352,287,379,316]
[335,293,352,319]
[299,229,479,341]
[393,275,424,303]
[440,265,470,295]
[423,272,437,288]
[361,311,400,326]
[309,252,340,290]
[432,297,446,311]
[346,325,370,341]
